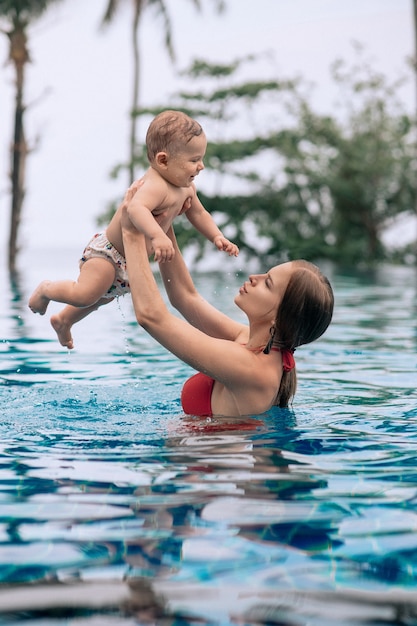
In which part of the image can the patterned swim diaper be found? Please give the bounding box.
[79,233,130,298]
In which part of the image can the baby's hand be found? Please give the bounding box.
[213,235,239,257]
[151,234,175,263]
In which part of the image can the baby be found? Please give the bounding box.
[29,110,239,349]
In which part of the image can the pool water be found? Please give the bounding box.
[1,249,417,625]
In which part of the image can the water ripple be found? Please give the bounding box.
[0,262,417,624]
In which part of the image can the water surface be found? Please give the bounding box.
[1,250,416,625]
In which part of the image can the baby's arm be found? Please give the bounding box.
[126,185,175,262]
[185,189,239,257]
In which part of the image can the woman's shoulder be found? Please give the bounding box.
[234,327,250,345]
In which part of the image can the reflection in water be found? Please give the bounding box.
[0,410,417,624]
[0,256,417,624]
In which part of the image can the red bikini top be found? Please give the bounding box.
[181,371,214,416]
[271,347,296,372]
[180,348,295,416]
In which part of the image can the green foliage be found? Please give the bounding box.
[102,50,416,266]
[183,56,253,79]
[302,55,416,264]
[0,0,58,22]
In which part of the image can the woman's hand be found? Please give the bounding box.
[120,201,137,235]
[120,179,152,235]
[122,179,144,209]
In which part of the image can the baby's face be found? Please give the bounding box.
[165,133,207,187]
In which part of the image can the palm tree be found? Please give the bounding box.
[0,0,63,275]
[101,0,225,185]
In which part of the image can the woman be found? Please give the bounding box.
[122,216,334,417]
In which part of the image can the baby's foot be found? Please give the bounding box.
[50,314,74,350]
[28,281,51,315]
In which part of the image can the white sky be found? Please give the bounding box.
[0,0,414,259]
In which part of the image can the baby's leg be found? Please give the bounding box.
[51,298,113,349]
[28,258,116,315]
[28,280,53,315]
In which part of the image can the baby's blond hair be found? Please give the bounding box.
[146,110,203,162]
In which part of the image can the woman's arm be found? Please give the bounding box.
[158,226,246,341]
[122,216,252,384]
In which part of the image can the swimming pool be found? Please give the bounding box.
[1,250,416,625]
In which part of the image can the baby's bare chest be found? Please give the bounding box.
[153,187,193,222]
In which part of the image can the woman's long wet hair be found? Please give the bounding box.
[270,260,334,408]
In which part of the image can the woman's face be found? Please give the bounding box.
[235,262,294,321]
